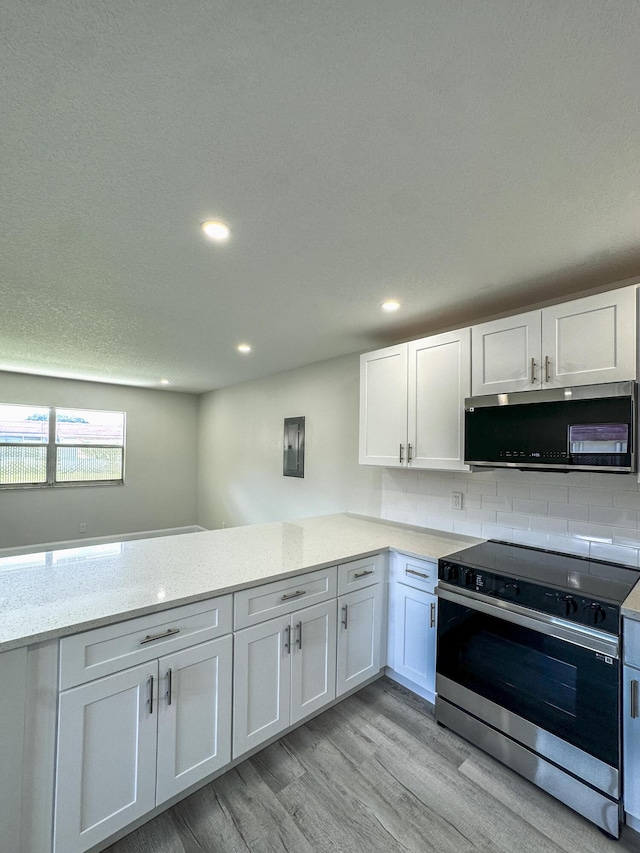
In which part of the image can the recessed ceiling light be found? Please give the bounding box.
[160,379,171,385]
[201,220,231,242]
[237,343,252,353]
[381,300,400,312]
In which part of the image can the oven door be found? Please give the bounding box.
[436,586,620,770]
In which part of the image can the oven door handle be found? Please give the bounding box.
[436,585,619,659]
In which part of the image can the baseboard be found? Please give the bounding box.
[0,525,208,558]
[385,667,435,704]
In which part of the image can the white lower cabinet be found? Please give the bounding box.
[387,554,437,703]
[54,599,233,853]
[336,582,384,697]
[233,599,337,758]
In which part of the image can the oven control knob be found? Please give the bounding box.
[561,595,577,617]
[461,568,474,586]
[441,563,459,583]
[583,602,606,625]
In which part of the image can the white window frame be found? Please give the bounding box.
[0,405,126,489]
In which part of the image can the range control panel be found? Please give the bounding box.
[438,559,619,633]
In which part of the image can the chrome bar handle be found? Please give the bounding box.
[140,627,180,645]
[407,443,412,464]
[341,604,348,629]
[430,602,436,628]
[399,443,404,464]
[166,668,172,706]
[544,355,551,384]
[284,625,291,654]
[281,590,306,601]
[297,621,302,650]
[530,357,536,384]
[148,675,154,715]
[406,568,428,579]
[632,680,639,719]
[354,569,374,579]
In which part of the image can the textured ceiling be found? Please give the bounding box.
[2,1,640,393]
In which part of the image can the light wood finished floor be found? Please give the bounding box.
[105,678,640,852]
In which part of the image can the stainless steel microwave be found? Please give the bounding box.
[464,381,636,473]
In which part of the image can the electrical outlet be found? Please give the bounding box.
[451,492,463,511]
[79,522,88,533]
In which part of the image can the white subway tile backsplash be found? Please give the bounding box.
[548,502,589,522]
[512,498,548,516]
[529,484,568,503]
[588,506,638,529]
[567,521,613,543]
[380,469,640,565]
[480,524,514,541]
[529,515,568,536]
[589,542,640,566]
[545,534,590,557]
[496,482,531,499]
[568,488,613,507]
[613,491,640,510]
[590,472,638,490]
[453,520,484,538]
[467,479,498,496]
[496,512,531,530]
[480,495,513,512]
[466,508,498,525]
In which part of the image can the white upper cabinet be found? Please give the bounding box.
[359,330,470,471]
[471,310,542,395]
[359,344,408,466]
[471,287,637,396]
[407,329,470,471]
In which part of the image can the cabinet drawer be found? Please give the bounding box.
[393,554,436,593]
[337,554,385,595]
[624,618,640,667]
[234,567,337,630]
[59,595,233,690]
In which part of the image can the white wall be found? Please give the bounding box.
[197,353,382,529]
[0,372,199,549]
[381,467,640,566]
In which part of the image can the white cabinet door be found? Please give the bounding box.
[471,311,542,396]
[54,662,158,853]
[233,615,291,759]
[359,344,408,466]
[624,664,640,822]
[0,648,27,853]
[391,585,437,701]
[336,584,383,697]
[408,329,470,470]
[290,600,337,725]
[156,635,233,804]
[541,288,637,388]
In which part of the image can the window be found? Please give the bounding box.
[0,404,125,488]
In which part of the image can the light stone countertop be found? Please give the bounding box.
[621,584,640,622]
[0,513,482,653]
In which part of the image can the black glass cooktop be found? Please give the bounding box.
[440,539,640,606]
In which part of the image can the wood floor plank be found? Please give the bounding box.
[102,678,640,853]
[103,810,187,853]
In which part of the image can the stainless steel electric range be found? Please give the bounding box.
[435,539,640,838]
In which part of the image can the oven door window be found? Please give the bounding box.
[437,598,619,767]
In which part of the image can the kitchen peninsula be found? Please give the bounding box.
[1,513,480,853]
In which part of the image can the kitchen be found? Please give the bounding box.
[4,2,640,851]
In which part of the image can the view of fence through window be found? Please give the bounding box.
[0,404,125,486]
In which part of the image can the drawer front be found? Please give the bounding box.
[624,617,640,667]
[393,554,436,593]
[234,567,337,630]
[337,554,385,595]
[60,595,233,689]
